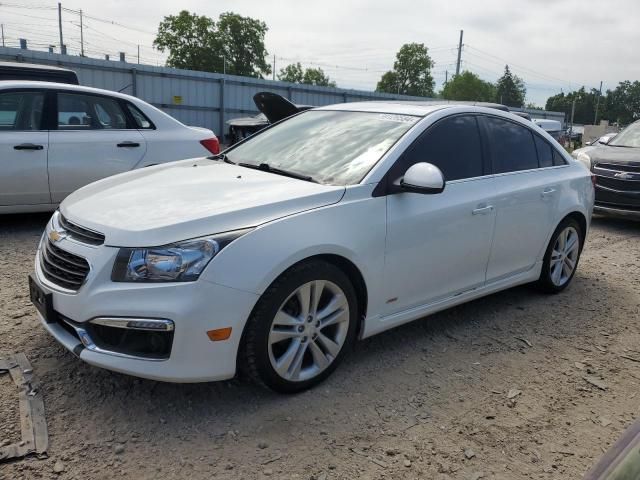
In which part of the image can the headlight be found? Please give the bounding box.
[575,152,592,170]
[111,228,252,282]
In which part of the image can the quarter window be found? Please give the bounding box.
[126,103,153,129]
[396,115,484,182]
[552,149,567,166]
[0,91,44,130]
[485,117,538,173]
[57,93,127,129]
[534,135,554,168]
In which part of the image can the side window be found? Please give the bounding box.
[396,115,484,182]
[58,93,127,130]
[0,91,44,130]
[126,103,153,129]
[534,135,553,168]
[552,149,567,166]
[485,117,538,173]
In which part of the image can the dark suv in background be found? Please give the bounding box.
[573,120,640,218]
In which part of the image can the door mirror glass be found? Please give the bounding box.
[400,162,445,194]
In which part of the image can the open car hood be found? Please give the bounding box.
[253,91,312,123]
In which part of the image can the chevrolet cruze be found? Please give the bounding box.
[30,102,594,393]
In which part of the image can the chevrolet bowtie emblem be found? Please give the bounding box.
[48,230,65,242]
[614,172,633,180]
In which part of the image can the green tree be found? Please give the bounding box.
[545,87,599,125]
[495,65,526,107]
[441,71,496,102]
[376,43,435,97]
[278,63,336,87]
[601,81,640,125]
[154,10,271,77]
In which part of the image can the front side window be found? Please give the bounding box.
[608,121,640,148]
[226,110,419,186]
[57,93,127,130]
[394,115,484,182]
[485,117,538,173]
[0,91,44,130]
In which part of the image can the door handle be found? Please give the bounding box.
[117,142,140,148]
[472,205,494,215]
[541,188,556,198]
[14,143,44,151]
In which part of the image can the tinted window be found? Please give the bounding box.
[397,115,484,181]
[126,103,153,129]
[534,135,553,168]
[58,93,127,130]
[485,117,538,173]
[0,91,44,130]
[553,149,567,166]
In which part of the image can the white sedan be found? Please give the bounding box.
[30,102,594,393]
[0,81,219,213]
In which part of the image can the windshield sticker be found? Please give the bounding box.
[377,113,418,124]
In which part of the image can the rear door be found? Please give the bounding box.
[0,89,50,206]
[48,91,146,203]
[481,116,561,281]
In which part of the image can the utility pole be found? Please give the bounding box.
[58,3,64,53]
[594,80,603,125]
[137,45,140,64]
[1,24,4,48]
[273,54,276,81]
[455,29,464,76]
[570,98,576,145]
[79,9,84,56]
[223,56,226,75]
[445,70,448,84]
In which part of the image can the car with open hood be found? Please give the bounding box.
[30,101,594,392]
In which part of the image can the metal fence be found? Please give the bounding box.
[0,46,565,136]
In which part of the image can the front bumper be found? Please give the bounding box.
[594,203,640,219]
[33,222,259,383]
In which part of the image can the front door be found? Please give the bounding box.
[383,114,496,315]
[0,90,50,206]
[48,91,146,203]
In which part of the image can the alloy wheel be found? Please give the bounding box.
[268,280,350,382]
[550,226,580,286]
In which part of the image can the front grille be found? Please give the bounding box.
[595,162,640,173]
[59,214,105,246]
[40,240,90,291]
[595,175,640,192]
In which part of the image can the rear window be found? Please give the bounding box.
[484,117,538,173]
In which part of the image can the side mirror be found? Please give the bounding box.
[400,162,445,194]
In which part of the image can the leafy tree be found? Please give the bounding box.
[601,81,640,125]
[154,10,271,77]
[302,67,336,87]
[441,71,496,102]
[495,65,526,107]
[545,87,599,125]
[376,43,435,97]
[278,63,337,87]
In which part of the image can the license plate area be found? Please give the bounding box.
[28,275,55,323]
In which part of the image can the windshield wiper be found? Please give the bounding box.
[208,152,236,164]
[237,162,317,183]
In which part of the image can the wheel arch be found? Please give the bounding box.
[563,211,588,248]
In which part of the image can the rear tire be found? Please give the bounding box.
[536,217,584,293]
[240,260,358,393]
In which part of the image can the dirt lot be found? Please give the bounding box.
[1,213,639,480]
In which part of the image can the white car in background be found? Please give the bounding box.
[30,103,594,393]
[0,81,219,213]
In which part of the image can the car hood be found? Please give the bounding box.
[588,145,640,166]
[60,159,345,247]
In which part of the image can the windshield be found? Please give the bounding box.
[226,110,419,185]
[609,121,640,148]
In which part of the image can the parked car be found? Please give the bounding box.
[533,119,566,143]
[0,81,219,213]
[572,120,640,218]
[0,61,79,84]
[30,103,593,392]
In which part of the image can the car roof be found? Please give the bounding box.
[0,61,75,73]
[314,100,510,117]
[0,80,138,102]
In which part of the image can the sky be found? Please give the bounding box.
[1,0,639,106]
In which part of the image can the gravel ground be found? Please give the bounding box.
[1,213,639,480]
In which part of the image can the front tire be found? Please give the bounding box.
[536,217,584,293]
[240,260,358,393]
